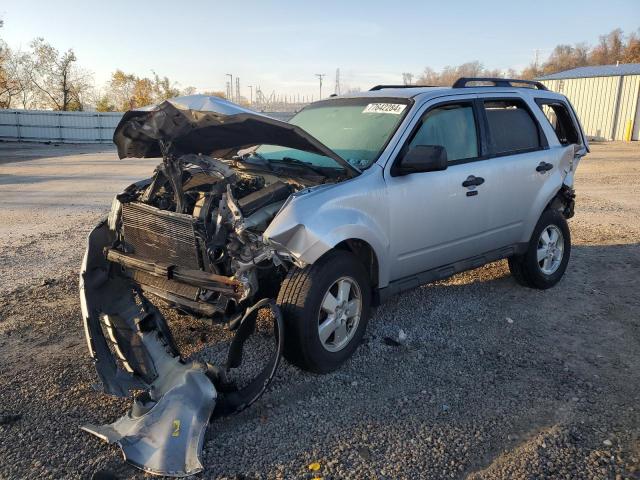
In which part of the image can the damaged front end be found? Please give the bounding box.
[80,95,348,476]
[80,215,285,476]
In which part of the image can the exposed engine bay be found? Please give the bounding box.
[79,95,350,477]
[108,151,307,320]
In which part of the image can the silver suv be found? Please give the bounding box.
[81,77,588,385]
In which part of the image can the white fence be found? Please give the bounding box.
[0,109,123,143]
[0,109,295,144]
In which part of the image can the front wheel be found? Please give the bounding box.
[276,250,371,373]
[508,209,571,289]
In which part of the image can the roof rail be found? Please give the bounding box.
[369,84,435,91]
[452,77,548,90]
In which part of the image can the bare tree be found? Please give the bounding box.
[0,40,18,108]
[3,48,37,108]
[622,31,640,63]
[151,72,181,101]
[414,61,502,87]
[0,20,23,108]
[402,72,414,85]
[202,90,227,98]
[590,29,625,65]
[26,38,93,110]
[542,43,590,75]
[342,86,361,95]
[411,27,640,84]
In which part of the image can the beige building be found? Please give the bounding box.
[538,64,640,141]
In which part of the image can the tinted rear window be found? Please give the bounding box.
[484,100,541,155]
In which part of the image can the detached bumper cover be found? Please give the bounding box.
[81,362,216,477]
[79,221,284,476]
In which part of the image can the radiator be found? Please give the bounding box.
[121,202,202,300]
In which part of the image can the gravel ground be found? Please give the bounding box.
[0,141,639,479]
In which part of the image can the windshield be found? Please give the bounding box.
[254,97,411,170]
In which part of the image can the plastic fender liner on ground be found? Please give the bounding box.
[212,298,285,417]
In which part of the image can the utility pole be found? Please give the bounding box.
[315,73,325,100]
[248,85,253,105]
[225,73,233,101]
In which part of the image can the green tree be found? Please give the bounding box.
[107,69,137,110]
[104,70,193,111]
[95,95,115,112]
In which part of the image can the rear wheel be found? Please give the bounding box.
[508,209,571,289]
[276,250,371,373]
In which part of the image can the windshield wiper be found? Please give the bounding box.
[269,157,328,177]
[245,153,332,178]
[242,151,275,171]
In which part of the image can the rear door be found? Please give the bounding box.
[475,94,554,247]
[534,97,589,188]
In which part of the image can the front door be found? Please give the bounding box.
[385,98,497,281]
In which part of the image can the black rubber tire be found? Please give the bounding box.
[276,249,371,373]
[508,209,571,289]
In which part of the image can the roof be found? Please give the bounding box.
[538,64,640,80]
[344,86,448,99]
[337,85,562,101]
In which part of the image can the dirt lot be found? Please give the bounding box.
[0,141,639,479]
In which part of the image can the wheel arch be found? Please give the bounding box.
[266,215,390,289]
[520,177,565,243]
[334,238,380,288]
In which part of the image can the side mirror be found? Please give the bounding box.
[395,145,448,175]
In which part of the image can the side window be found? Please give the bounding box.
[484,99,541,155]
[408,103,478,162]
[536,101,580,146]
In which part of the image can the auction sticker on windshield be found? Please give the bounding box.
[363,103,407,114]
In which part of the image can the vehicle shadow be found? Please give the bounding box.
[199,242,640,478]
[0,142,116,165]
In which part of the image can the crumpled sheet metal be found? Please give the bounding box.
[112,94,357,175]
[80,220,285,476]
[80,220,214,476]
[82,362,216,477]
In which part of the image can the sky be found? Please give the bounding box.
[1,0,639,100]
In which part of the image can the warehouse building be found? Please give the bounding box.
[538,64,640,141]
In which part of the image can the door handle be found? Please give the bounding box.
[536,162,553,172]
[462,175,485,188]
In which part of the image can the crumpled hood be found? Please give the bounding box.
[113,95,356,175]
